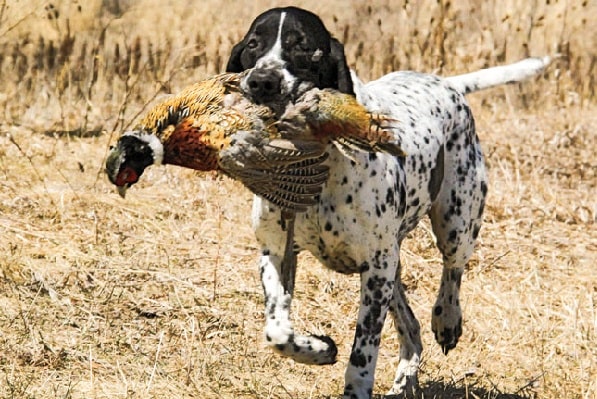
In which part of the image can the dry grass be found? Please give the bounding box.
[0,1,595,398]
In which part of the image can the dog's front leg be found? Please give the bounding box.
[343,265,395,399]
[259,247,338,365]
[254,200,337,365]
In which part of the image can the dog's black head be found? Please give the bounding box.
[226,6,353,114]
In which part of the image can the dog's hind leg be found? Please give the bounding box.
[428,106,487,354]
[386,256,422,396]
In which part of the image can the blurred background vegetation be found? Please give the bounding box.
[0,0,594,136]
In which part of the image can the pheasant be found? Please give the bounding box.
[106,72,404,212]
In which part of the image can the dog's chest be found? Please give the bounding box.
[291,150,428,273]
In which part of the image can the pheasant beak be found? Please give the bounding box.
[105,145,130,198]
[105,144,126,187]
[117,185,128,198]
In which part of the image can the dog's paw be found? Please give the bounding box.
[270,333,338,365]
[431,302,463,354]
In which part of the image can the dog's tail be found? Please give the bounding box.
[445,56,551,95]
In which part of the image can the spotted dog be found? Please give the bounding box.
[226,6,550,398]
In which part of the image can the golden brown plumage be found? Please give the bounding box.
[136,73,273,171]
[106,72,404,212]
[280,88,405,157]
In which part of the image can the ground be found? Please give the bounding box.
[0,1,595,398]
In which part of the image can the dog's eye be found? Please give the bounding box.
[298,43,310,52]
[291,37,310,53]
[247,39,258,49]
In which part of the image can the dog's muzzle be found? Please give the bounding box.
[244,68,283,104]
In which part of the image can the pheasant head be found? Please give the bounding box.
[106,131,164,198]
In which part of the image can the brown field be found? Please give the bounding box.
[0,0,595,398]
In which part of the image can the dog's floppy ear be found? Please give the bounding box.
[226,40,246,72]
[330,38,354,96]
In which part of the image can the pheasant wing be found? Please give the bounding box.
[218,131,329,212]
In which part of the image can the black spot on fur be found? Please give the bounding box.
[429,145,445,202]
[386,188,395,205]
[472,224,481,239]
[350,350,367,368]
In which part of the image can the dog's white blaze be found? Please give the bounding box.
[271,11,286,59]
[255,11,286,68]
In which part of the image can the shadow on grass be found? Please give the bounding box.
[372,378,538,399]
[43,128,104,138]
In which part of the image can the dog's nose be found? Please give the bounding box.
[245,69,281,103]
